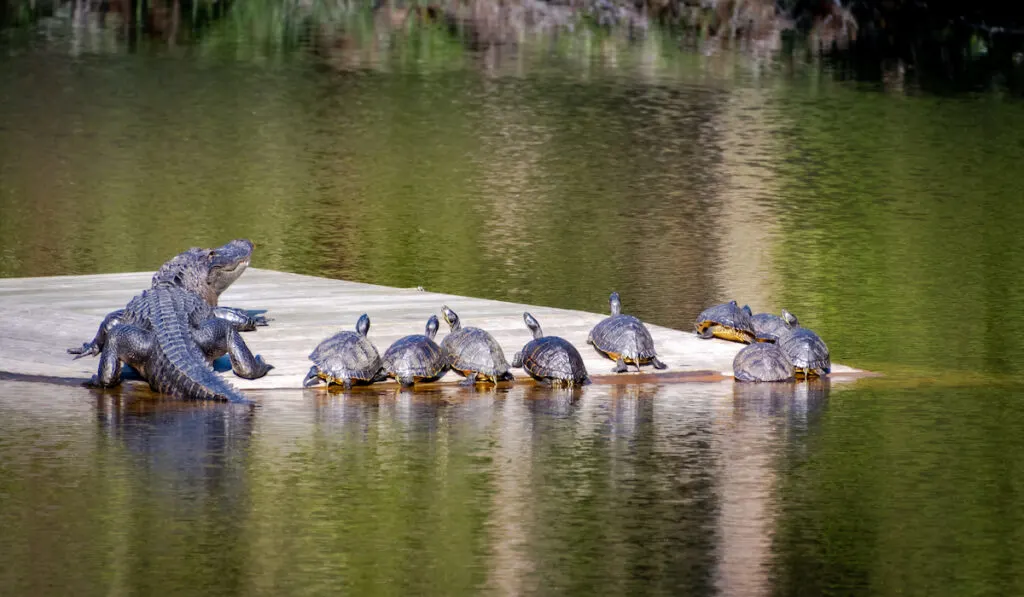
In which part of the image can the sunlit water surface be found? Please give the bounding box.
[2,19,1024,596]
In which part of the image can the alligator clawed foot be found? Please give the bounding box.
[239,355,274,380]
[68,343,100,359]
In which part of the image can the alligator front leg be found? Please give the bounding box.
[87,323,154,387]
[68,309,126,358]
[193,319,273,379]
[213,306,271,331]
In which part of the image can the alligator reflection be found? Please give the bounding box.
[96,395,255,507]
[92,396,257,593]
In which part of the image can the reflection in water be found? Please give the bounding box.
[96,397,256,501]
[717,379,830,596]
[94,397,257,595]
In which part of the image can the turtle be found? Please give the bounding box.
[381,315,449,387]
[732,342,795,382]
[303,313,387,388]
[511,312,590,387]
[748,308,799,343]
[587,292,668,373]
[777,327,831,378]
[440,305,515,385]
[694,300,755,343]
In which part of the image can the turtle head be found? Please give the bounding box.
[523,312,543,339]
[441,305,461,331]
[742,304,753,317]
[206,239,255,296]
[356,313,371,337]
[609,292,621,316]
[425,315,439,339]
[782,309,799,328]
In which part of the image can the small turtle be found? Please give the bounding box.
[382,315,449,387]
[587,292,668,373]
[440,305,514,385]
[749,308,799,343]
[303,313,387,388]
[777,327,831,378]
[512,312,590,387]
[694,300,755,343]
[732,342,795,382]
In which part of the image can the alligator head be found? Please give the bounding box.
[152,238,255,305]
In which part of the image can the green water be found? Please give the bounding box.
[3,15,1024,596]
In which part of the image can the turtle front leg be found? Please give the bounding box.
[194,319,273,380]
[460,372,479,386]
[651,357,668,370]
[87,323,154,388]
[511,352,523,368]
[397,375,416,387]
[303,366,323,387]
[612,357,628,374]
[69,309,126,359]
[213,306,271,331]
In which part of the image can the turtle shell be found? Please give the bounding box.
[382,334,448,384]
[441,327,513,382]
[732,342,795,382]
[777,328,830,377]
[588,314,659,364]
[694,300,755,343]
[750,312,791,343]
[309,330,383,384]
[518,336,590,386]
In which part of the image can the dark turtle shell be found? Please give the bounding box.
[516,337,590,386]
[751,310,798,343]
[777,328,830,378]
[733,343,795,382]
[442,327,513,382]
[587,292,667,373]
[440,305,513,383]
[304,314,384,387]
[513,312,589,386]
[382,316,448,386]
[694,300,755,343]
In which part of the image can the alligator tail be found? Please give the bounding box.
[149,289,251,404]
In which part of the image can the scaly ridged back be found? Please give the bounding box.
[148,287,248,403]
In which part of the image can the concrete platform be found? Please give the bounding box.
[0,268,862,390]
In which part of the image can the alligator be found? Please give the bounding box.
[68,239,273,404]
